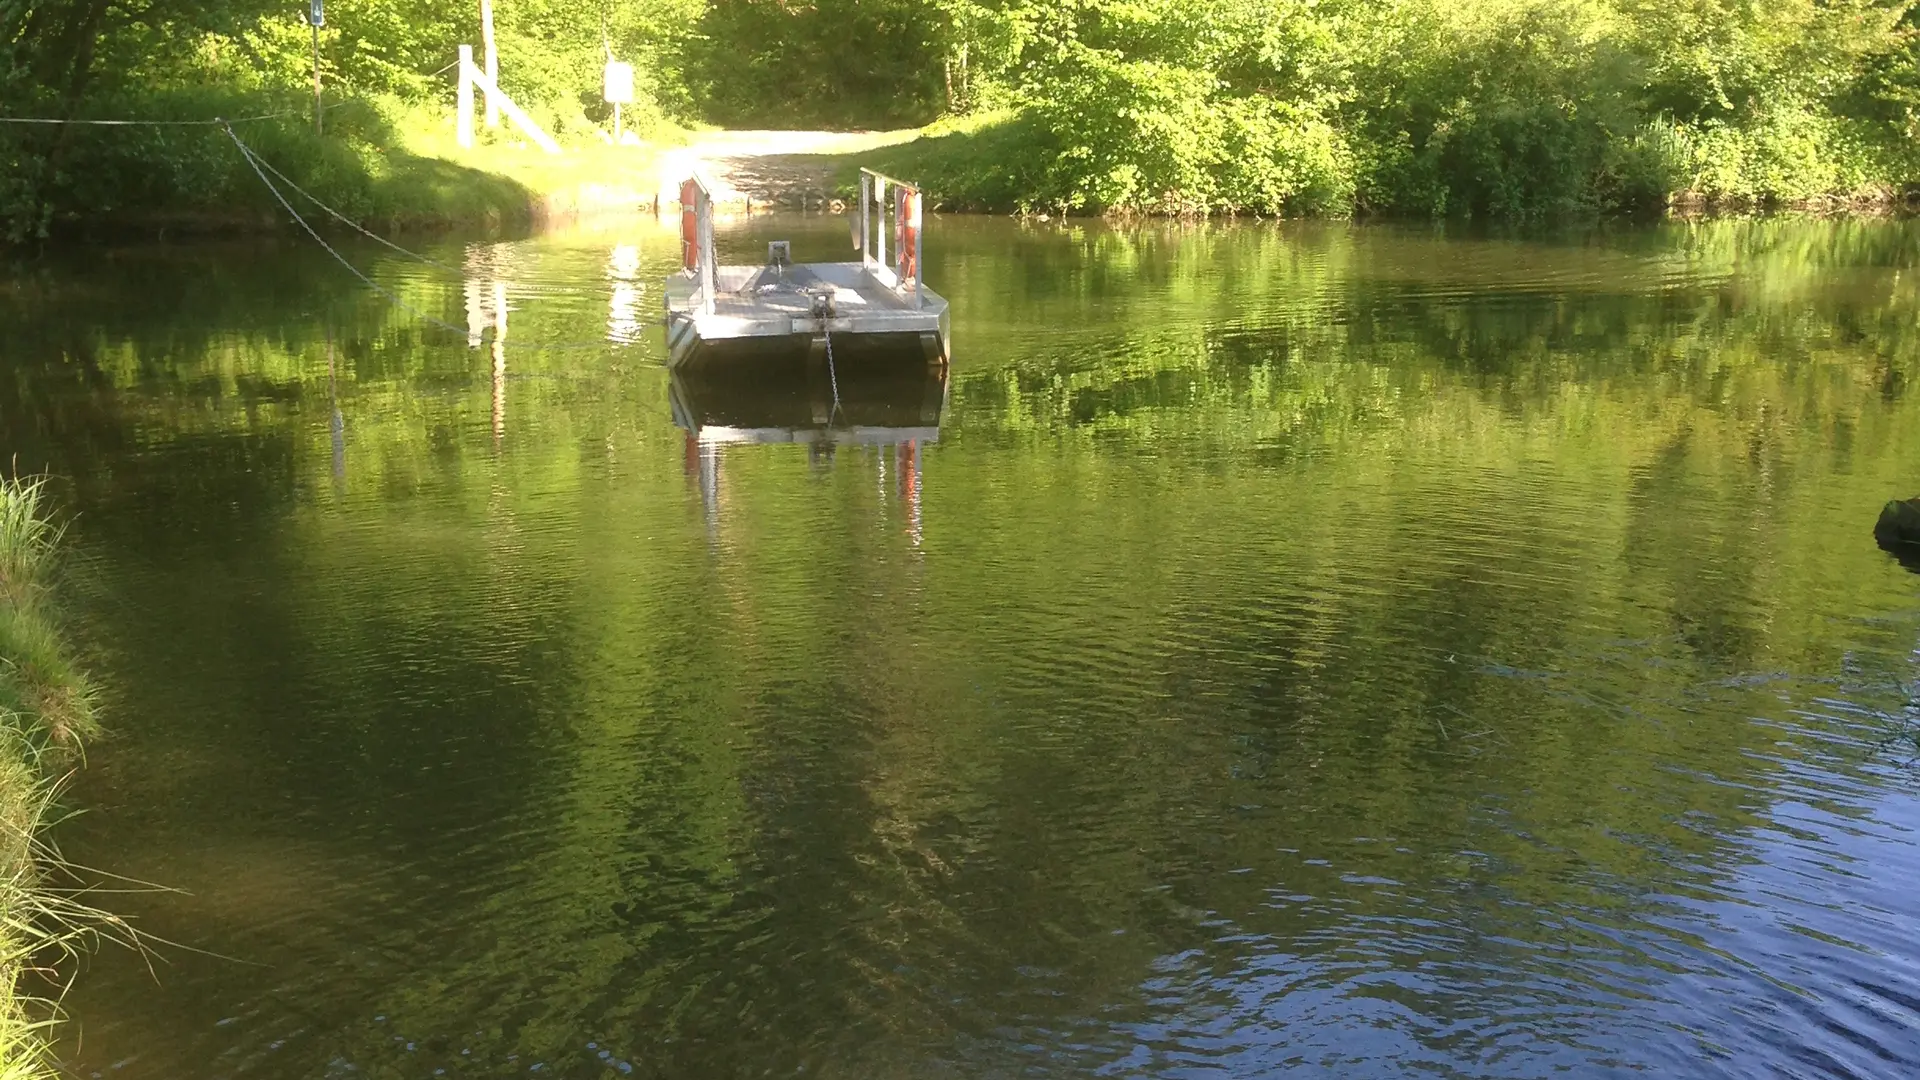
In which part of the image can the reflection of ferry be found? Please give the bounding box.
[673,353,945,546]
[669,346,947,447]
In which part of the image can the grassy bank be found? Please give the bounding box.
[828,1,1920,221]
[5,89,677,243]
[0,477,100,1080]
[848,105,1920,221]
[15,3,1920,236]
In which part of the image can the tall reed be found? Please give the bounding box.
[0,475,107,1079]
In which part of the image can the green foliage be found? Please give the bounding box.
[5,0,1920,229]
[0,477,95,751]
[876,0,1920,217]
[689,0,946,127]
[0,474,109,1080]
[0,0,690,238]
[0,89,535,241]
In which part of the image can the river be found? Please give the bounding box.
[3,214,1919,1078]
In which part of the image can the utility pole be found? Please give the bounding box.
[480,0,499,128]
[309,0,325,134]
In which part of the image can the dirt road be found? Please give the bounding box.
[652,129,920,207]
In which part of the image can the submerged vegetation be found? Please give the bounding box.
[0,476,101,1079]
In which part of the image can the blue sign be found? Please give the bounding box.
[308,0,324,27]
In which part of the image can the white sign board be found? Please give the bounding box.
[603,62,635,105]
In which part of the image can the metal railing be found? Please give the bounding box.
[857,168,924,305]
[679,172,716,315]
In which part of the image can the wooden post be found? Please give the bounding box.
[480,0,499,129]
[959,42,969,111]
[312,23,323,135]
[464,64,561,154]
[457,45,475,148]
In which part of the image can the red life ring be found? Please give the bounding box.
[896,188,920,283]
[680,180,699,272]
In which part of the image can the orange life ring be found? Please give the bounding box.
[896,188,920,283]
[680,180,699,272]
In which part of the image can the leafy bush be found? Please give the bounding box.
[6,0,1920,231]
[0,86,533,241]
[868,0,1920,219]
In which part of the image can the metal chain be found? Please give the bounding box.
[824,323,841,421]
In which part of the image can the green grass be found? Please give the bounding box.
[0,476,111,1080]
[11,89,690,241]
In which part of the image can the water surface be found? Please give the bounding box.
[4,215,1920,1078]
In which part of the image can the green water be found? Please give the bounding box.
[4,215,1920,1078]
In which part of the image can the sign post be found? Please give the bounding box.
[308,0,325,134]
[603,60,634,144]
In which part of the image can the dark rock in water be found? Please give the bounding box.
[1875,498,1920,570]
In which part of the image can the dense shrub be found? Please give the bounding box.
[4,0,1919,232]
[0,0,693,239]
[885,0,1920,218]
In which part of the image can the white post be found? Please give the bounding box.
[457,44,475,149]
[311,21,323,135]
[698,188,715,316]
[465,63,561,154]
[875,176,887,277]
[859,172,871,268]
[480,0,500,129]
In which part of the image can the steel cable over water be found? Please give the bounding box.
[0,110,297,126]
[223,123,481,340]
[7,111,698,355]
[218,123,658,352]
[239,149,586,302]
[237,149,469,276]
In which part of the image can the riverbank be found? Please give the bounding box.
[21,95,668,242]
[0,476,99,1080]
[838,110,1920,220]
[16,96,1917,245]
[17,95,923,242]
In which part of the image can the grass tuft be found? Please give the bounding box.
[0,480,60,614]
[0,475,131,1079]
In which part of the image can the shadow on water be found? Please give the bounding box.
[670,348,947,547]
[669,347,947,443]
